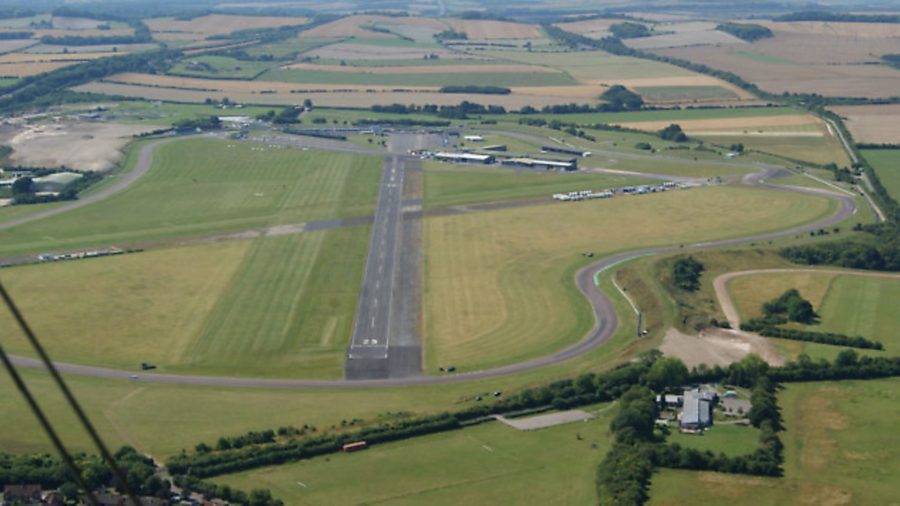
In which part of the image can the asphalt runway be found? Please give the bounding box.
[344,155,406,379]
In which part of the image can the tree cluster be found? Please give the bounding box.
[600,85,644,110]
[596,387,658,506]
[715,23,773,42]
[761,288,817,324]
[780,238,899,272]
[371,101,506,118]
[658,124,688,142]
[609,22,652,39]
[439,85,511,95]
[173,476,283,506]
[671,255,704,291]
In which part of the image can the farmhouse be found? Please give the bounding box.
[680,389,715,431]
[500,157,578,171]
[434,152,495,164]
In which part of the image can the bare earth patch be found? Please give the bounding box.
[660,327,784,368]
[2,121,157,171]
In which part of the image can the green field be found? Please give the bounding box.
[635,85,739,102]
[217,410,614,505]
[649,378,900,505]
[666,423,760,458]
[167,55,278,79]
[729,271,900,352]
[423,162,646,209]
[696,133,851,167]
[861,149,900,201]
[0,138,382,256]
[261,67,576,87]
[733,50,793,65]
[62,101,274,127]
[425,185,835,372]
[485,106,803,128]
[0,226,369,378]
[185,227,369,377]
[484,49,694,81]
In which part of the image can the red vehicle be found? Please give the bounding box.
[342,441,367,452]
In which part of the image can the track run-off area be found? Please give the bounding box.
[3,133,858,388]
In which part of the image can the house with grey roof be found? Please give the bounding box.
[680,389,714,431]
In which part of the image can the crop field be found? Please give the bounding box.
[649,378,900,505]
[861,149,900,200]
[299,15,448,40]
[264,66,575,87]
[654,29,900,98]
[485,49,695,82]
[835,105,900,144]
[0,61,78,77]
[73,76,603,109]
[445,19,542,40]
[728,271,900,351]
[424,186,834,372]
[145,14,309,43]
[697,133,850,167]
[422,162,647,209]
[632,85,739,102]
[553,18,617,39]
[167,55,276,79]
[0,138,382,256]
[217,409,614,506]
[625,30,744,50]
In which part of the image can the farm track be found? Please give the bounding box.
[5,134,858,388]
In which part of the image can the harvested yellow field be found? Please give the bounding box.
[104,72,432,92]
[832,104,900,144]
[616,114,824,133]
[553,18,617,39]
[298,15,445,39]
[0,61,77,77]
[0,52,117,63]
[146,14,308,41]
[445,19,542,39]
[25,28,135,38]
[280,62,559,74]
[760,20,900,38]
[616,76,754,100]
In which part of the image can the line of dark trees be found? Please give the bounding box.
[740,321,884,350]
[596,386,658,506]
[170,476,283,506]
[715,22,773,42]
[0,31,32,39]
[439,85,511,95]
[780,235,899,271]
[371,101,507,118]
[777,11,900,23]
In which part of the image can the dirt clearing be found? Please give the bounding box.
[1,121,157,171]
[660,327,784,368]
[496,410,594,431]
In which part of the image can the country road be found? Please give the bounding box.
[713,268,900,329]
[4,133,861,388]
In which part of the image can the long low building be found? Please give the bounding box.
[434,152,495,164]
[501,157,578,171]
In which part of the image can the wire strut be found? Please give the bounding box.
[0,281,140,506]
